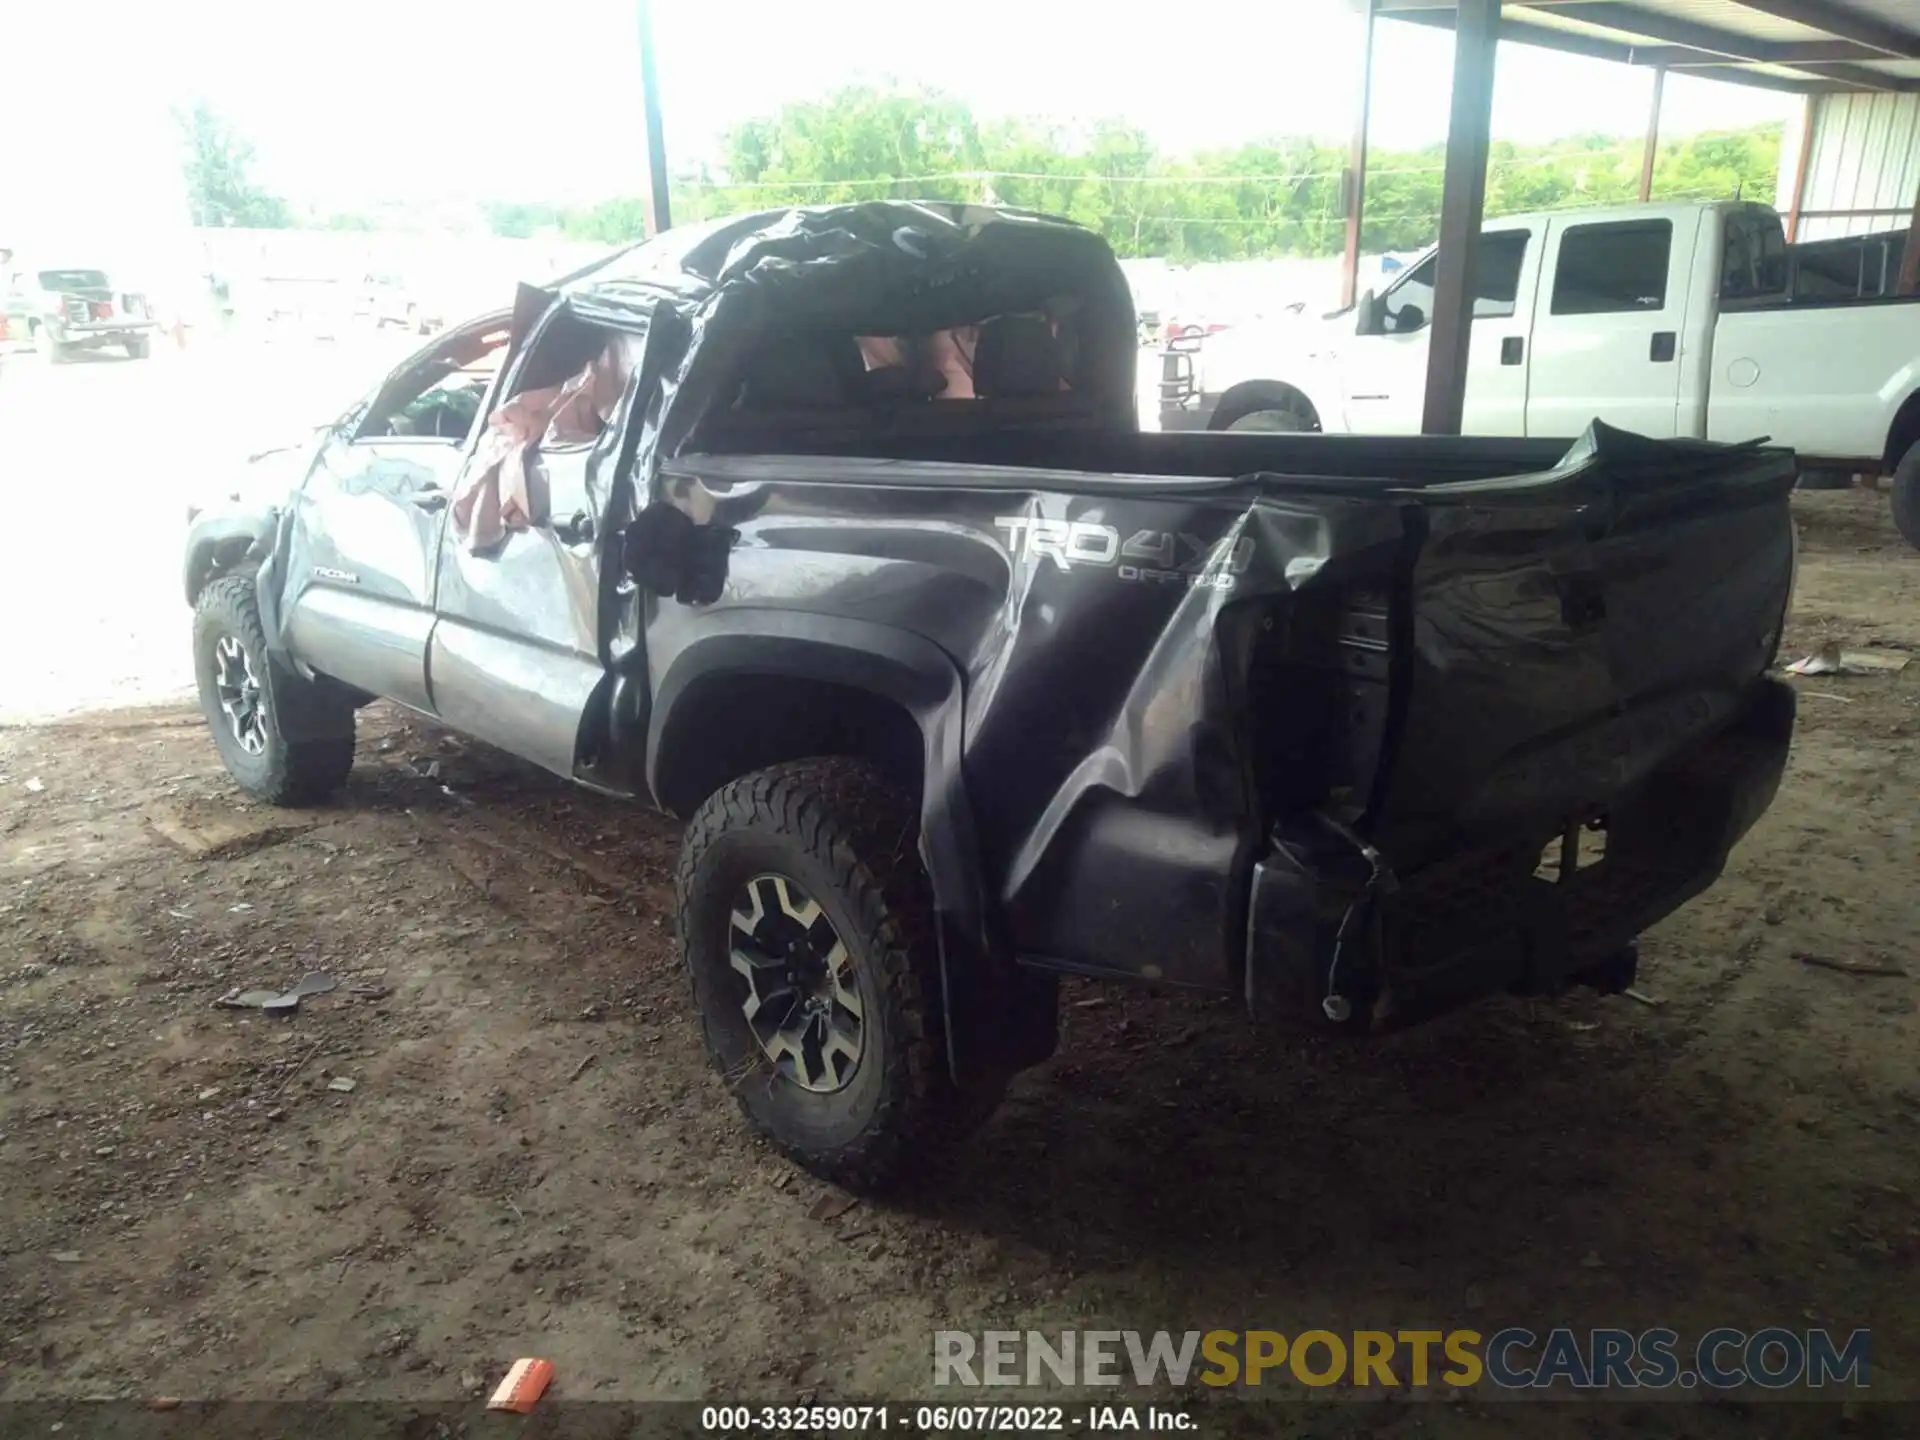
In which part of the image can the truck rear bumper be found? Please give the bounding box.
[1245,677,1794,1031]
[50,321,159,345]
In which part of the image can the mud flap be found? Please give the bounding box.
[259,659,356,745]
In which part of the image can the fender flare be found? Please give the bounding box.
[187,508,348,745]
[183,508,277,605]
[647,614,1005,1080]
[1210,375,1341,431]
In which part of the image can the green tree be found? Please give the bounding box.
[176,103,291,228]
[719,85,984,206]
[482,84,1784,262]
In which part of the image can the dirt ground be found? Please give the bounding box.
[2,487,1918,1436]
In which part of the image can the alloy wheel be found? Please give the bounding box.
[213,634,268,755]
[729,873,864,1092]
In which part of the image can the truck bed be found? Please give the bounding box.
[1710,292,1920,466]
[660,423,1798,1023]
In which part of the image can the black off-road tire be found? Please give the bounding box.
[1224,405,1313,433]
[1893,443,1920,552]
[1213,387,1320,434]
[123,335,152,360]
[34,325,69,365]
[677,758,1001,1189]
[192,575,355,805]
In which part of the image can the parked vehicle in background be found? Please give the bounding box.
[3,261,160,361]
[183,202,1796,1189]
[355,272,439,334]
[1160,200,1920,549]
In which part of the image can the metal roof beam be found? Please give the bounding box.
[1529,3,1916,87]
[1528,3,1831,62]
[1767,64,1911,93]
[1721,0,1920,60]
[1626,40,1893,67]
[1386,9,1834,91]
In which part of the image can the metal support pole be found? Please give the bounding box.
[1785,95,1817,242]
[1340,0,1377,311]
[1897,181,1920,295]
[1638,67,1665,203]
[1421,0,1498,436]
[637,0,673,236]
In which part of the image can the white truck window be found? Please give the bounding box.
[1550,221,1672,315]
[1720,213,1788,304]
[1474,231,1530,319]
[1379,230,1531,334]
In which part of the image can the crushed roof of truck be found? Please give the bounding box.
[555,200,1133,336]
[544,200,1141,463]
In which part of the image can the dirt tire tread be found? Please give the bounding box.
[193,574,354,806]
[1893,445,1920,551]
[676,757,985,1189]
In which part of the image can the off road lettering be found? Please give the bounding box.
[995,519,1252,580]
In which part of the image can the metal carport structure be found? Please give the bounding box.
[631,0,1920,433]
[1356,1,1920,432]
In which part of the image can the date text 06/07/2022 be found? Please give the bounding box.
[700,1403,1195,1432]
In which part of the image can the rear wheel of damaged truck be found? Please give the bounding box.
[192,575,356,805]
[677,758,1001,1190]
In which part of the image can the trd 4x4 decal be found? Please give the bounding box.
[992,517,1254,590]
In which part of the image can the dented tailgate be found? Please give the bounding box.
[1371,424,1797,870]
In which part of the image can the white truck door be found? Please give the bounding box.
[1340,260,1432,434]
[1462,226,1536,435]
[1526,214,1694,440]
[1339,227,1536,435]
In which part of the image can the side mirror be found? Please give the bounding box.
[1395,302,1426,333]
[1354,289,1381,337]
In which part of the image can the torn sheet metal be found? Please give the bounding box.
[651,420,1798,1017]
[250,201,1801,1042]
[528,201,1798,1017]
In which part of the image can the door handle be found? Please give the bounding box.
[409,489,449,511]
[554,510,596,545]
[1500,336,1524,366]
[1650,331,1677,363]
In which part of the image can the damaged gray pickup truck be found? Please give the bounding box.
[183,202,1798,1188]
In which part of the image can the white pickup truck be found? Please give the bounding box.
[1159,200,1920,548]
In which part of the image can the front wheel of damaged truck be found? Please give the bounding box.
[192,575,355,805]
[677,759,1000,1190]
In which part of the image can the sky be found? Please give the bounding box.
[1,0,1797,238]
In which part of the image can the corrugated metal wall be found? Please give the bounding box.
[1782,93,1920,242]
